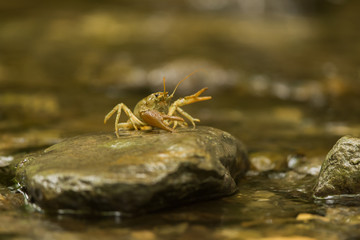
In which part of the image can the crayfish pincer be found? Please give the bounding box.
[104,70,212,137]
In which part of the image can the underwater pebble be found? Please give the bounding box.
[296,213,330,222]
[249,152,287,172]
[0,156,13,167]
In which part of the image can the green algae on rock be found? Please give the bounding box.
[15,126,248,215]
[313,136,360,198]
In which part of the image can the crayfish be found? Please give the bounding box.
[104,70,211,137]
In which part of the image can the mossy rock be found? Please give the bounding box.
[314,136,360,198]
[15,126,248,215]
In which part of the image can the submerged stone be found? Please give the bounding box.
[313,136,360,198]
[15,126,248,215]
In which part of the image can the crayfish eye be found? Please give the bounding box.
[154,93,159,97]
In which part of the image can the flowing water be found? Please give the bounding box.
[1,1,360,239]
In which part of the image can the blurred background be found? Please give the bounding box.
[2,1,360,239]
[1,0,360,156]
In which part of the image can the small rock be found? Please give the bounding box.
[326,207,360,225]
[249,151,287,172]
[0,187,24,211]
[287,154,322,176]
[313,136,360,198]
[296,213,330,222]
[16,126,248,215]
[0,156,14,167]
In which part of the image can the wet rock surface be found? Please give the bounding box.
[313,136,360,198]
[15,126,248,215]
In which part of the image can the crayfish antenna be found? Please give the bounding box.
[163,76,167,96]
[169,68,206,98]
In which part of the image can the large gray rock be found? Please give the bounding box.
[313,136,360,198]
[15,126,248,215]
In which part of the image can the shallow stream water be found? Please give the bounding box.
[1,1,360,239]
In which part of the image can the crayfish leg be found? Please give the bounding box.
[104,103,146,137]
